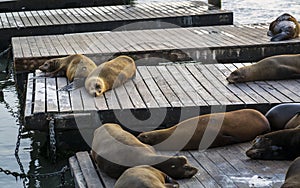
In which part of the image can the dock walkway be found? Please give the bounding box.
[12,24,300,72]
[69,142,291,188]
[1,1,233,50]
[24,63,300,131]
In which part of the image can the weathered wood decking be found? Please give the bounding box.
[1,1,233,50]
[24,63,300,131]
[69,142,291,188]
[12,24,300,72]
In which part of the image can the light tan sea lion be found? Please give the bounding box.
[246,128,300,160]
[137,109,270,151]
[226,54,300,83]
[267,13,300,41]
[114,165,179,188]
[85,55,136,97]
[281,157,300,188]
[91,123,198,179]
[39,54,97,81]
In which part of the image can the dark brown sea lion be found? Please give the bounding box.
[85,55,136,97]
[226,54,300,83]
[137,109,270,151]
[246,128,300,160]
[39,54,96,81]
[265,103,300,130]
[281,157,300,188]
[114,165,179,188]
[267,13,299,41]
[91,123,198,179]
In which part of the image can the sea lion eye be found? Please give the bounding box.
[95,83,101,90]
[171,165,176,168]
[82,67,87,71]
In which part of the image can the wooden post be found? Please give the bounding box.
[208,0,221,8]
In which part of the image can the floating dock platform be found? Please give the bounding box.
[1,1,233,50]
[24,63,300,132]
[12,24,300,73]
[69,142,291,188]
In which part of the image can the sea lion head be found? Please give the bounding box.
[85,77,105,97]
[137,131,161,145]
[39,58,60,72]
[158,156,198,179]
[246,135,283,160]
[226,68,246,83]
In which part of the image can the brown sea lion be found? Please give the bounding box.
[246,128,300,160]
[39,54,96,81]
[91,123,198,179]
[226,54,300,83]
[114,165,179,188]
[137,109,270,151]
[281,157,300,188]
[265,103,300,130]
[285,113,300,129]
[267,13,299,41]
[85,55,136,97]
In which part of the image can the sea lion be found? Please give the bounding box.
[281,157,300,188]
[114,165,179,188]
[246,128,300,160]
[38,54,97,90]
[226,54,300,83]
[85,55,136,97]
[285,113,300,129]
[267,13,299,41]
[39,54,96,81]
[137,109,270,151]
[91,123,198,179]
[265,103,300,130]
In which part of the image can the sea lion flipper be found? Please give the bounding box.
[58,78,85,91]
[271,32,290,41]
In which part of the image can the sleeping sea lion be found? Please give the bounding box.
[85,55,136,97]
[226,54,300,83]
[265,103,300,130]
[91,123,198,179]
[285,113,300,129]
[281,157,300,188]
[137,109,270,151]
[114,165,179,188]
[38,54,97,90]
[246,128,300,160]
[267,13,299,41]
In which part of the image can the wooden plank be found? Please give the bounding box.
[11,37,23,58]
[70,87,84,112]
[33,73,46,113]
[56,78,72,112]
[157,66,195,107]
[69,156,87,188]
[46,77,58,112]
[40,35,58,56]
[114,84,134,110]
[18,36,32,57]
[60,9,80,23]
[51,9,69,24]
[56,34,75,54]
[123,80,146,109]
[26,36,41,57]
[76,152,104,188]
[34,35,50,57]
[138,67,170,108]
[147,66,182,107]
[63,34,85,54]
[36,10,52,26]
[31,11,46,26]
[80,87,97,111]
[186,64,231,105]
[196,64,242,104]
[12,12,24,28]
[104,89,121,110]
[94,93,108,111]
[24,11,38,27]
[0,13,9,28]
[6,13,17,27]
[132,70,159,108]
[175,65,219,106]
[48,35,67,55]
[24,73,34,117]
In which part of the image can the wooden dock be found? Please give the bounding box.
[12,24,300,72]
[1,1,233,51]
[24,63,300,131]
[69,142,291,188]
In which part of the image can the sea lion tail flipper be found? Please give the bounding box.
[58,78,85,91]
